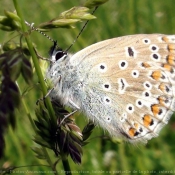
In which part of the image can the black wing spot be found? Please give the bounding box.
[121,79,125,90]
[128,47,134,57]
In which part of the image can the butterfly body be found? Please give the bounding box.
[47,34,175,143]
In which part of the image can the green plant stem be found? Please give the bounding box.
[13,1,71,174]
[42,147,58,173]
[13,1,58,174]
[17,82,59,175]
[61,156,72,175]
[13,0,55,122]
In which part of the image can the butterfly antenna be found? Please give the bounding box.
[65,6,98,52]
[25,21,57,44]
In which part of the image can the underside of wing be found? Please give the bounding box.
[70,34,175,143]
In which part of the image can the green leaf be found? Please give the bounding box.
[59,7,96,20]
[33,137,52,149]
[8,81,21,108]
[0,25,13,31]
[4,10,21,22]
[82,121,95,142]
[2,41,18,51]
[35,125,51,139]
[0,79,21,110]
[39,6,96,29]
[0,53,7,65]
[0,16,10,26]
[8,111,16,129]
[8,55,22,81]
[35,102,50,123]
[31,147,46,160]
[39,19,79,29]
[34,120,46,130]
[69,131,83,145]
[4,10,21,30]
[68,139,82,164]
[35,155,47,160]
[0,11,21,31]
[21,57,33,84]
[84,0,109,9]
[0,16,8,23]
[0,49,28,81]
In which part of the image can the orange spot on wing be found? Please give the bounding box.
[158,96,165,106]
[151,71,161,80]
[159,83,165,91]
[151,104,160,116]
[168,44,175,53]
[128,128,136,137]
[162,36,169,42]
[134,123,139,129]
[163,64,172,71]
[143,115,152,127]
[142,62,151,68]
[167,55,175,65]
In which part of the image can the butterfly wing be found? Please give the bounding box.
[69,34,175,143]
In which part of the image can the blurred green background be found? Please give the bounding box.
[1,0,175,175]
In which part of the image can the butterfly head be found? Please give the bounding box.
[46,41,75,103]
[49,41,68,67]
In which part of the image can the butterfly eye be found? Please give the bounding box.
[55,50,67,61]
[49,41,67,62]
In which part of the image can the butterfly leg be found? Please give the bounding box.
[59,109,78,126]
[34,47,54,62]
[59,99,80,126]
[36,75,61,104]
[68,99,81,110]
[36,87,54,104]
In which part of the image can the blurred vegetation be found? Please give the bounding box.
[0,0,175,175]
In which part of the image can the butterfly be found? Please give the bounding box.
[46,34,175,144]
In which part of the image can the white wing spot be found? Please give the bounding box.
[120,113,127,122]
[103,96,111,104]
[104,116,112,122]
[149,44,159,52]
[136,99,143,108]
[142,90,152,98]
[131,70,139,78]
[150,53,161,61]
[142,38,151,44]
[143,81,152,90]
[126,104,135,113]
[167,36,175,43]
